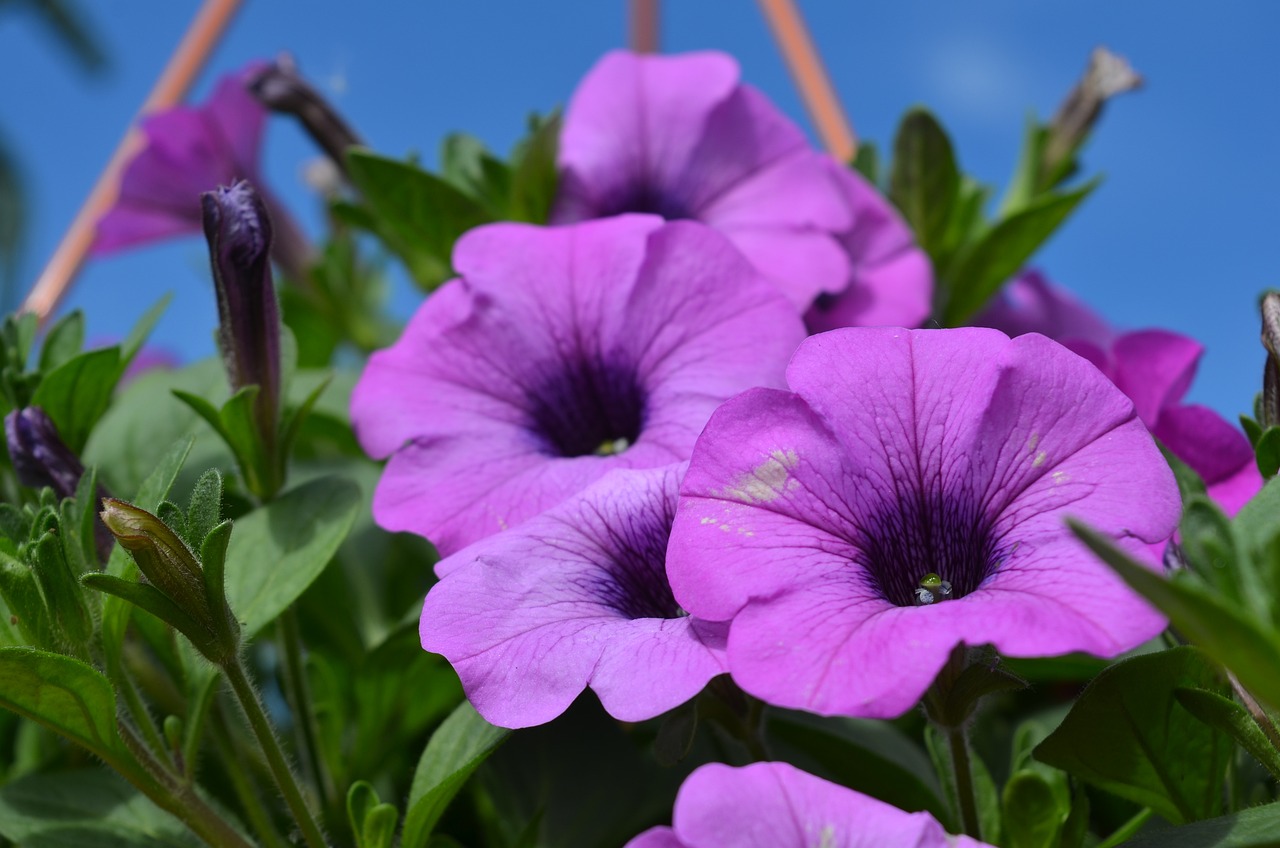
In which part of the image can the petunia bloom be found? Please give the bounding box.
[420,464,726,729]
[626,761,991,848]
[803,161,934,332]
[977,271,1261,515]
[666,327,1180,718]
[351,215,805,556]
[93,63,310,280]
[552,50,931,324]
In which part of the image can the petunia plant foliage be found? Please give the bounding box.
[0,39,1278,848]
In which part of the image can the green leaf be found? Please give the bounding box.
[997,114,1049,216]
[942,179,1097,325]
[1002,771,1063,848]
[222,476,360,638]
[1034,646,1232,824]
[0,647,130,766]
[83,359,225,499]
[0,768,203,848]
[1242,415,1263,449]
[345,149,493,290]
[30,346,122,452]
[402,700,510,848]
[439,133,512,218]
[1175,686,1280,782]
[1070,519,1280,712]
[0,550,50,648]
[185,470,223,552]
[1179,495,1243,604]
[1257,427,1280,478]
[508,113,561,224]
[1231,475,1280,623]
[766,709,947,821]
[1117,801,1280,847]
[37,309,84,373]
[850,142,879,184]
[889,108,960,259]
[120,294,172,367]
[1160,441,1208,504]
[82,574,218,658]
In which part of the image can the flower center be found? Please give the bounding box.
[526,357,647,458]
[600,184,694,221]
[590,496,685,620]
[856,492,1001,607]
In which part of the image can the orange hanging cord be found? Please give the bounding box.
[756,0,856,162]
[22,0,245,322]
[629,0,660,54]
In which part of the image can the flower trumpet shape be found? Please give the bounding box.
[420,464,726,729]
[552,50,930,326]
[352,215,804,555]
[667,327,1180,718]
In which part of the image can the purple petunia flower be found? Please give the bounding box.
[626,761,991,848]
[420,464,726,729]
[552,50,931,324]
[978,271,1261,515]
[666,327,1180,718]
[804,161,934,333]
[93,63,310,279]
[351,215,805,556]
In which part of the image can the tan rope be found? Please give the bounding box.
[22,0,245,321]
[756,0,856,162]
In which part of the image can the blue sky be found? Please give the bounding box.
[1,2,1276,420]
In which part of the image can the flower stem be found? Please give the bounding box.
[946,725,982,840]
[212,706,291,848]
[117,718,255,848]
[1231,672,1280,761]
[223,654,328,848]
[278,608,336,816]
[110,657,175,770]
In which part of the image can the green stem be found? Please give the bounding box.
[212,705,291,848]
[946,725,982,840]
[278,608,336,814]
[1097,808,1153,848]
[223,654,328,848]
[1231,673,1280,757]
[107,653,174,771]
[117,719,255,848]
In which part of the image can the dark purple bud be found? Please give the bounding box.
[247,54,363,176]
[6,407,85,500]
[1043,47,1143,181]
[202,181,282,434]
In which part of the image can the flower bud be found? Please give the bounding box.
[5,407,85,500]
[203,181,282,437]
[100,499,215,637]
[1261,292,1280,429]
[247,54,363,177]
[1043,47,1142,183]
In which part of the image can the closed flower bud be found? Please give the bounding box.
[100,499,215,638]
[1261,291,1280,428]
[248,54,362,176]
[5,407,85,500]
[203,181,282,440]
[1043,47,1142,183]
